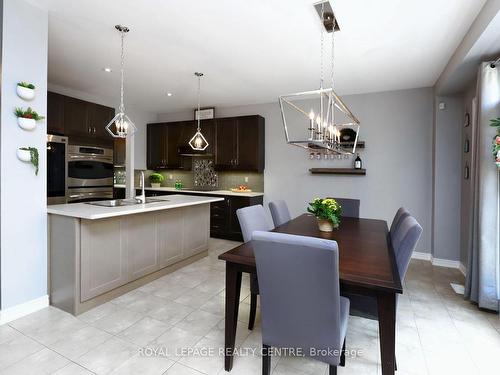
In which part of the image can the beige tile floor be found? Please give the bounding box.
[1,238,499,375]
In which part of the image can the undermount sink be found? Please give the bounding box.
[86,197,168,207]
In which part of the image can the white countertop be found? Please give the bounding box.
[47,194,224,220]
[113,184,264,197]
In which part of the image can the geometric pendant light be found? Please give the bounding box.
[278,1,360,154]
[189,72,209,151]
[106,25,137,138]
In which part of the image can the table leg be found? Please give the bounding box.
[224,263,242,371]
[377,291,396,375]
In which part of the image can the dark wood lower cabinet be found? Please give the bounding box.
[113,188,262,241]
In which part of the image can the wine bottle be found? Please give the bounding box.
[354,154,362,169]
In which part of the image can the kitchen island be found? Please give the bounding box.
[48,194,223,315]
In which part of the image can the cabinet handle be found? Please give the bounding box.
[93,127,96,134]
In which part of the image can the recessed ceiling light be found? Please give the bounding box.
[103,67,112,73]
[167,92,173,97]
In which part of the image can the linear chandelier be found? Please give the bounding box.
[279,1,360,154]
[106,25,137,138]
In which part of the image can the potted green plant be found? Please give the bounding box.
[15,107,45,131]
[307,198,342,232]
[149,172,164,188]
[17,147,39,175]
[16,81,36,100]
[490,118,500,168]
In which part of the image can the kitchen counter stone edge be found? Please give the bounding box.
[113,184,264,197]
[47,194,224,220]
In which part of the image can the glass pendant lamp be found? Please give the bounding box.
[189,72,209,151]
[105,25,137,138]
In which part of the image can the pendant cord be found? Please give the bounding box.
[320,2,324,90]
[197,75,201,132]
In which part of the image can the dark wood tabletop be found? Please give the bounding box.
[218,213,402,293]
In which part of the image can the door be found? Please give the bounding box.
[147,123,167,169]
[215,117,238,168]
[64,96,90,137]
[47,136,67,203]
[158,208,184,267]
[183,204,210,257]
[227,197,249,238]
[88,103,114,139]
[81,218,128,301]
[165,124,183,168]
[47,92,65,135]
[126,213,160,279]
[235,116,264,171]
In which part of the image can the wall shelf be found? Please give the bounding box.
[309,168,366,175]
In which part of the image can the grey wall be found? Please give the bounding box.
[158,88,434,254]
[47,84,157,170]
[0,0,48,309]
[433,97,463,261]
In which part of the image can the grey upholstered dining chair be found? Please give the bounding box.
[342,215,422,370]
[252,231,349,375]
[236,205,273,330]
[329,197,360,218]
[268,200,292,227]
[389,207,410,243]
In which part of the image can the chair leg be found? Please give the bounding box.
[395,355,397,371]
[262,344,271,375]
[248,293,257,330]
[340,339,346,367]
[329,365,337,375]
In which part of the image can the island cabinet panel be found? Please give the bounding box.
[182,204,210,258]
[80,218,128,302]
[126,213,160,280]
[158,208,184,267]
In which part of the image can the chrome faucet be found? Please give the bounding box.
[136,171,146,204]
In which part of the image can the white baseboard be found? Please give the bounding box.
[411,252,467,277]
[0,295,49,325]
[411,251,432,261]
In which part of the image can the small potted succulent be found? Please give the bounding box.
[307,198,342,232]
[490,118,500,168]
[17,147,39,175]
[149,172,164,188]
[16,82,36,100]
[15,107,45,131]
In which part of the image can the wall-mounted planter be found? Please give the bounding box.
[17,148,32,162]
[16,85,35,100]
[17,147,39,175]
[17,117,37,131]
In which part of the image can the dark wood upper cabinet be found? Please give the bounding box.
[214,115,264,172]
[147,123,168,169]
[88,103,115,139]
[146,115,264,172]
[47,92,65,135]
[63,96,89,137]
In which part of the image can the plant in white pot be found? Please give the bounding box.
[15,107,45,131]
[16,82,36,100]
[490,118,500,169]
[17,147,39,175]
[149,172,164,188]
[307,198,342,232]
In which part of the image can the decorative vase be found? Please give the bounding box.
[16,85,35,100]
[317,218,337,232]
[17,148,31,162]
[17,117,36,130]
[151,183,161,188]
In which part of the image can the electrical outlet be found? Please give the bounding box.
[244,176,249,183]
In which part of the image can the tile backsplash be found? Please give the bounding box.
[119,166,264,191]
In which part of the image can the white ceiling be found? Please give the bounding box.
[40,0,486,112]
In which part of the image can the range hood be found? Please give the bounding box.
[178,145,213,157]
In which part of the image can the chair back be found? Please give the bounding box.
[252,231,344,357]
[330,197,360,218]
[269,200,292,227]
[389,207,410,243]
[236,205,273,243]
[392,216,422,281]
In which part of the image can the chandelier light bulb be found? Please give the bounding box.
[309,110,315,120]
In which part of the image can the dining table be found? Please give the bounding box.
[218,213,403,375]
